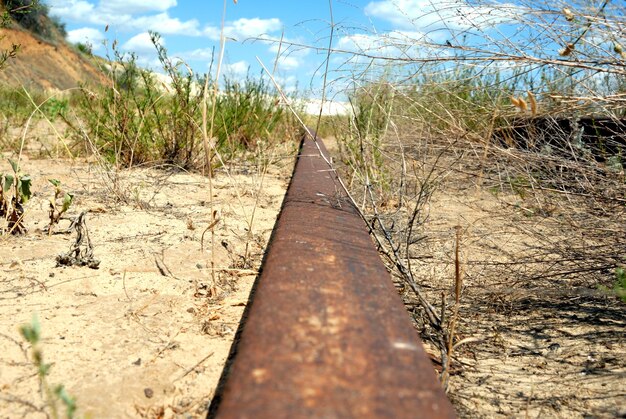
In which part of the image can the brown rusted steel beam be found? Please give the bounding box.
[213,131,456,418]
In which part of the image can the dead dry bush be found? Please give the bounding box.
[326,0,625,415]
[335,108,625,415]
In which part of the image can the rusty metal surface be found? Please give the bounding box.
[213,131,456,418]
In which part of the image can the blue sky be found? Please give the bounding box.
[46,0,373,95]
[45,0,517,97]
[46,1,623,99]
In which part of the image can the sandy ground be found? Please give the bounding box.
[2,122,624,419]
[0,136,294,417]
[404,173,626,418]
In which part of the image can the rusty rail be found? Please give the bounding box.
[212,131,456,418]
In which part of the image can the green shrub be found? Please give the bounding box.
[41,97,68,120]
[74,34,203,168]
[5,0,52,38]
[214,74,286,158]
[74,31,295,170]
[75,42,92,56]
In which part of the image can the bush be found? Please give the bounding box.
[75,42,92,56]
[50,14,66,38]
[215,75,286,156]
[73,32,295,170]
[5,0,52,38]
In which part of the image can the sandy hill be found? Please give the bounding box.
[0,8,105,91]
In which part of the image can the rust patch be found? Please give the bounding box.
[213,131,456,418]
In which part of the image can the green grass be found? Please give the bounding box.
[72,32,298,170]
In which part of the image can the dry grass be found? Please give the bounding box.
[314,0,626,416]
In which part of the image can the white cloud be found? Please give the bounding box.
[275,56,301,71]
[266,38,310,71]
[224,60,249,77]
[229,17,281,39]
[67,27,106,50]
[98,0,177,15]
[48,0,95,22]
[48,1,199,36]
[204,17,282,41]
[180,48,215,61]
[48,0,177,18]
[274,74,298,92]
[130,13,200,35]
[122,32,160,54]
[364,0,517,31]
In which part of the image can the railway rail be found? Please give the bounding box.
[210,130,456,418]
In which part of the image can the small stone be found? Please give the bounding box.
[144,388,153,398]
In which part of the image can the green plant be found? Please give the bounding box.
[214,74,286,158]
[5,0,54,39]
[616,267,626,303]
[74,31,295,171]
[19,315,77,419]
[47,178,73,234]
[41,97,68,120]
[74,41,92,56]
[74,33,203,168]
[603,267,626,303]
[1,158,31,234]
[338,82,394,196]
[0,87,67,128]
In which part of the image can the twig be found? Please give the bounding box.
[441,226,464,390]
[175,352,215,381]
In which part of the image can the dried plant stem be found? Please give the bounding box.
[442,226,464,390]
[200,0,228,293]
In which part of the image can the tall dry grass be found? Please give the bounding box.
[296,0,626,398]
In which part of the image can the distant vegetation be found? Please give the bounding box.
[0,28,298,172]
[0,0,68,70]
[73,33,297,170]
[1,0,65,40]
[75,41,92,56]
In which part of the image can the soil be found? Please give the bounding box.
[1,124,624,419]
[394,150,626,418]
[419,188,625,418]
[0,26,105,91]
[0,121,296,417]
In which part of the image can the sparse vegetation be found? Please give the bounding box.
[326,0,625,415]
[0,158,31,234]
[19,315,77,419]
[1,0,624,417]
[73,31,297,171]
[46,178,72,234]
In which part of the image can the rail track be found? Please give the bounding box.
[210,131,456,418]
